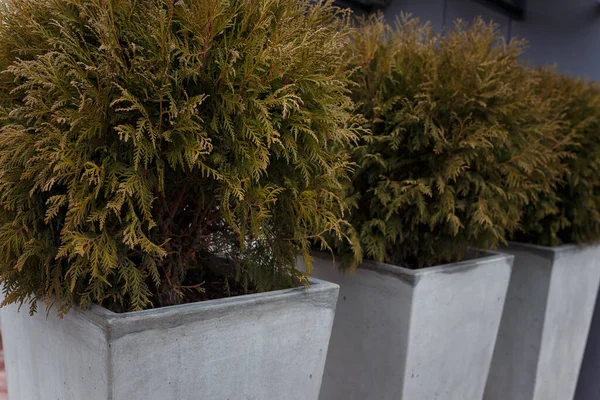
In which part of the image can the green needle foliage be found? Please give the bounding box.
[339,15,565,268]
[517,69,600,246]
[0,0,359,313]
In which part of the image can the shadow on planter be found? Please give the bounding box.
[302,250,513,400]
[575,276,600,400]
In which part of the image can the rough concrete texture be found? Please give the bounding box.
[485,242,600,400]
[303,251,513,400]
[0,278,339,400]
[0,335,8,400]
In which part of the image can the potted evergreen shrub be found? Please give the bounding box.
[304,16,565,400]
[486,70,600,400]
[0,0,359,398]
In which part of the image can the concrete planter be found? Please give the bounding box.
[485,242,600,400]
[0,278,339,400]
[302,251,513,400]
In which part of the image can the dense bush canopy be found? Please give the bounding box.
[517,69,600,246]
[0,0,358,313]
[339,16,566,268]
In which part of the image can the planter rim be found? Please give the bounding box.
[506,241,600,260]
[60,277,337,332]
[311,250,513,286]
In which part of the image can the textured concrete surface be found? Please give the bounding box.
[0,278,339,400]
[485,242,600,400]
[303,251,513,400]
[0,334,7,400]
[2,299,110,400]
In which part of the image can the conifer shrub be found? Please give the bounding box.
[517,69,600,246]
[0,0,358,313]
[338,15,565,268]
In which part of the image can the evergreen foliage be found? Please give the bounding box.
[339,15,566,268]
[0,0,358,313]
[517,69,600,246]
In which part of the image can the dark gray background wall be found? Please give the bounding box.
[379,0,600,81]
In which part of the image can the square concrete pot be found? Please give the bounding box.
[302,251,513,400]
[0,278,339,400]
[484,242,600,400]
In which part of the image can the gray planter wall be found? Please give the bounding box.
[0,278,339,400]
[485,242,600,400]
[303,251,513,400]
